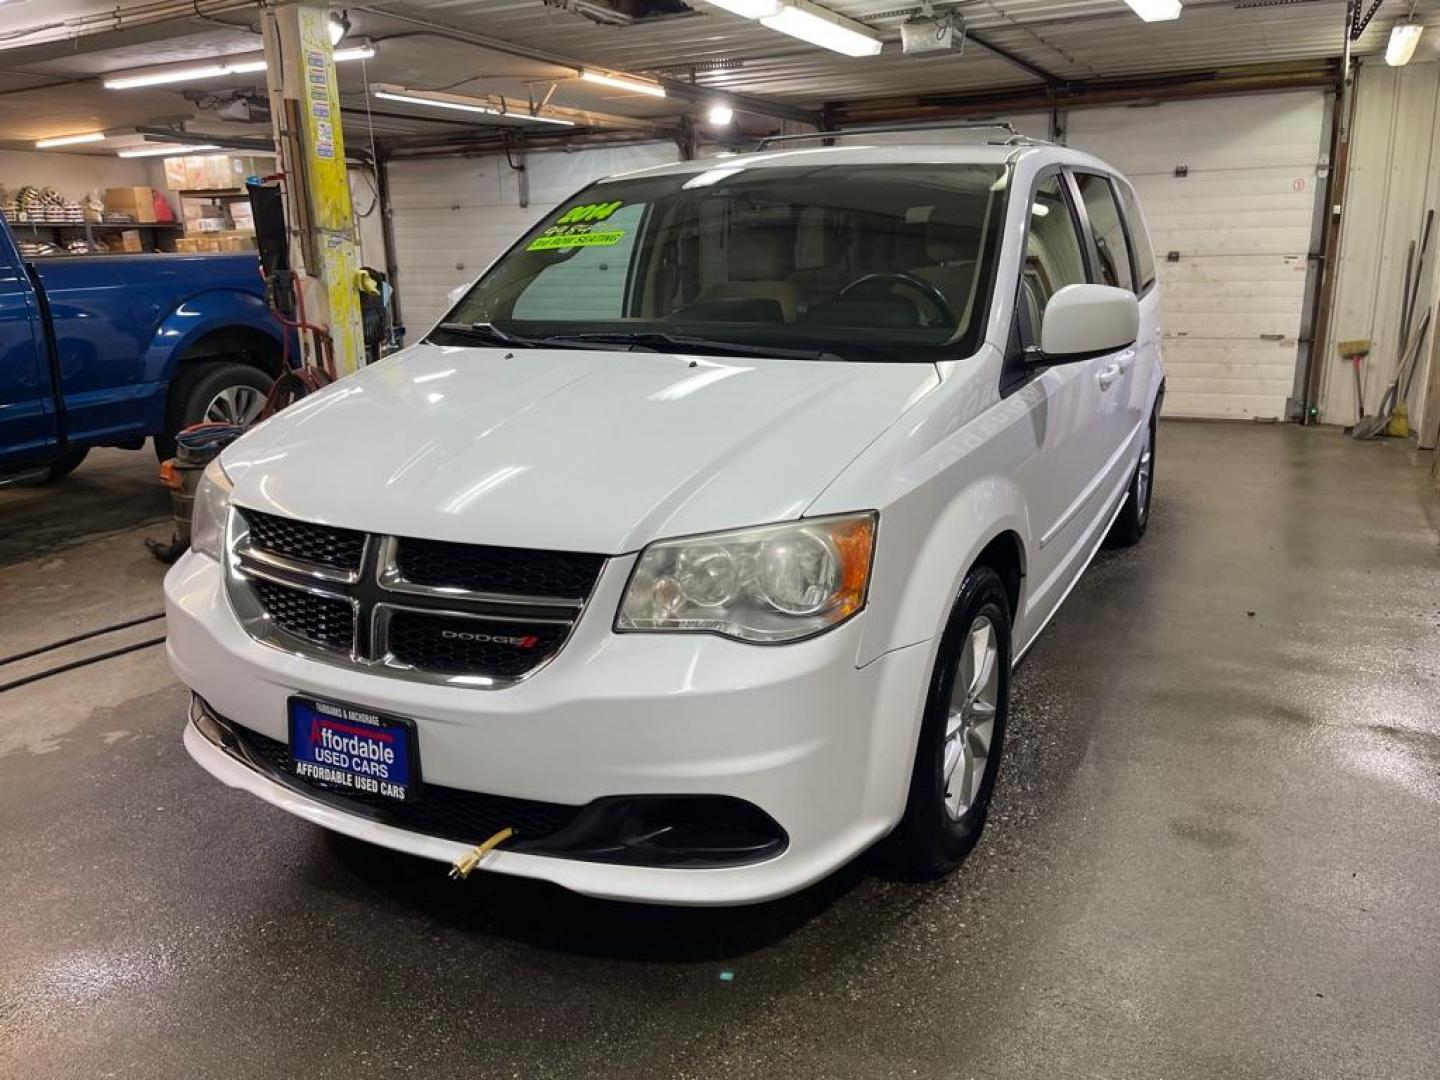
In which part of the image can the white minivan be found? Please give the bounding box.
[166,140,1163,905]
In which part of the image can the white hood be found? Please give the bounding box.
[223,342,938,554]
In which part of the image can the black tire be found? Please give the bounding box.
[1107,410,1157,548]
[155,361,273,460]
[890,565,1013,879]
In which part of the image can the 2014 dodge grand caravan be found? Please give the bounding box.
[165,141,1164,905]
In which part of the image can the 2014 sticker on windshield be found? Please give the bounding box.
[527,199,626,251]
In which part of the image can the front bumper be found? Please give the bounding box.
[166,549,933,905]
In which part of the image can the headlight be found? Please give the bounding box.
[617,513,876,643]
[190,457,233,561]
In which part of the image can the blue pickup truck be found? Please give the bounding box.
[1,211,284,484]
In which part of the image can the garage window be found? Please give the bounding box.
[1074,173,1135,292]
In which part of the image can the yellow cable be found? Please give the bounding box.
[448,826,517,881]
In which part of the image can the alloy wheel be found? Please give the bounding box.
[1136,425,1154,522]
[943,615,1000,819]
[203,385,266,427]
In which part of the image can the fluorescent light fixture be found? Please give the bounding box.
[104,45,373,89]
[117,143,221,158]
[372,88,575,126]
[105,60,264,89]
[332,44,376,62]
[707,102,735,125]
[580,69,667,98]
[760,0,883,57]
[703,0,782,17]
[511,111,576,126]
[374,89,495,115]
[1122,0,1182,22]
[329,10,351,47]
[1387,22,1423,66]
[35,132,106,149]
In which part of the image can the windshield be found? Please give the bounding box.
[435,161,1010,363]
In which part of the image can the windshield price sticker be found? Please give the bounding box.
[527,200,626,251]
[529,230,625,251]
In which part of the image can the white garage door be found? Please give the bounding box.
[388,143,681,337]
[1066,92,1327,419]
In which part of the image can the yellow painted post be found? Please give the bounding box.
[261,0,365,378]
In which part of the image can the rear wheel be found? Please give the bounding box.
[891,565,1012,878]
[156,361,272,460]
[1107,411,1156,548]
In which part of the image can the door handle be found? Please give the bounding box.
[1096,363,1122,390]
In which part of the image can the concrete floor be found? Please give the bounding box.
[1,426,1437,1080]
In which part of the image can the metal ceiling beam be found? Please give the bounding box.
[829,60,1341,125]
[354,5,823,127]
[965,31,1064,87]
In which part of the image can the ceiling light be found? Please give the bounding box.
[35,132,107,149]
[509,111,576,126]
[702,0,782,17]
[707,102,734,125]
[372,88,576,126]
[760,0,883,57]
[580,69,667,98]
[117,143,221,158]
[374,89,497,115]
[1386,22,1423,66]
[328,10,351,47]
[103,45,373,89]
[1122,0,1182,22]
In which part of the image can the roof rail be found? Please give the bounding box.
[754,120,1051,151]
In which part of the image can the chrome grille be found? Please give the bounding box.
[245,509,365,573]
[227,508,603,688]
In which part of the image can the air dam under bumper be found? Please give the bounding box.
[166,548,933,905]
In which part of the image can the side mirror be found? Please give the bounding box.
[1031,283,1139,365]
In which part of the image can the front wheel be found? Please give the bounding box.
[890,565,1012,879]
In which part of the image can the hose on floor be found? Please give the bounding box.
[0,612,164,669]
[0,636,167,695]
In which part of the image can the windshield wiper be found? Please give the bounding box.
[543,331,843,363]
[431,321,546,348]
[432,321,640,351]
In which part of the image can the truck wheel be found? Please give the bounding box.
[156,362,272,460]
[889,565,1012,879]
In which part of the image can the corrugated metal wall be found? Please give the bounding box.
[387,143,681,335]
[1321,61,1440,439]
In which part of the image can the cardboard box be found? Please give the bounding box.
[116,229,144,252]
[163,157,188,190]
[216,234,256,252]
[104,187,158,223]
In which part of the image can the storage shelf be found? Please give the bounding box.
[9,220,182,230]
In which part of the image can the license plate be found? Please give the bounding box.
[288,696,418,802]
